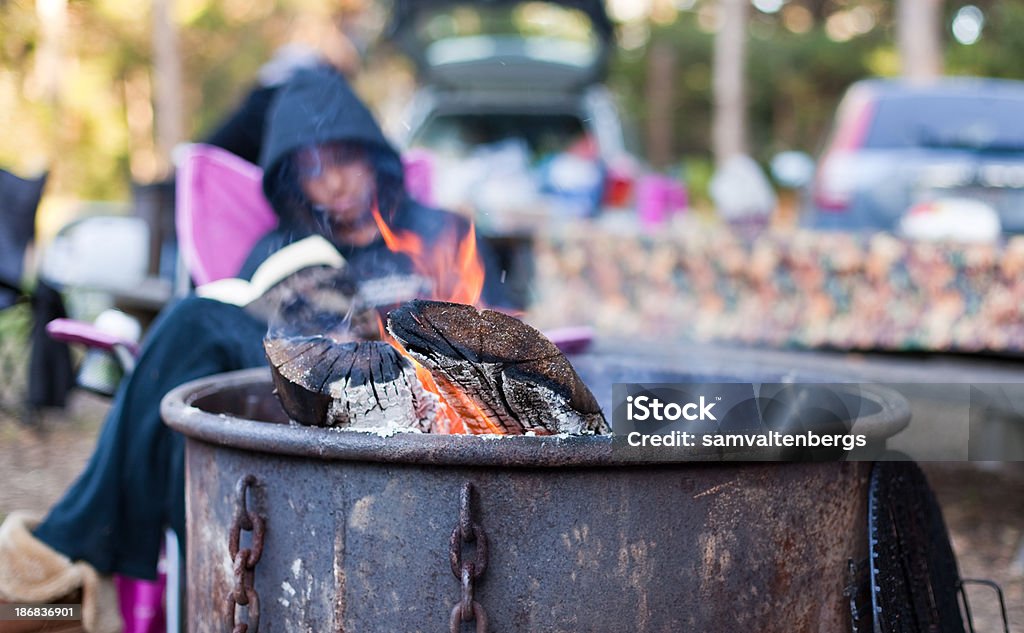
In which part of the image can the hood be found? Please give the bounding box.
[260,66,406,225]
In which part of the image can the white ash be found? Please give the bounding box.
[320,363,438,431]
[327,425,425,438]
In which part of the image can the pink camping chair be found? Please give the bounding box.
[174,143,279,290]
[46,143,277,633]
[401,147,436,208]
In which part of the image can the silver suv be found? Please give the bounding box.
[807,77,1024,234]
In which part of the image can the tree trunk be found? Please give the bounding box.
[712,0,749,166]
[898,0,944,81]
[152,0,184,179]
[34,0,67,103]
[34,0,68,170]
[645,39,677,170]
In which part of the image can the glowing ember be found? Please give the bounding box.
[429,374,507,435]
[376,315,468,434]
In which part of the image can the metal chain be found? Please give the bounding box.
[449,483,488,633]
[228,474,265,633]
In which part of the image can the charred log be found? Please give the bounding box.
[265,336,436,430]
[387,300,608,435]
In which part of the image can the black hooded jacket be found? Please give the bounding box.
[239,65,506,308]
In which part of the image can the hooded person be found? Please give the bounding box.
[0,66,505,632]
[242,64,505,310]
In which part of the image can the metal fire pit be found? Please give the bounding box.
[162,353,910,633]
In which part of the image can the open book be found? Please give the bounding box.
[197,235,345,307]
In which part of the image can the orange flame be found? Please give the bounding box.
[372,205,485,307]
[372,203,496,434]
[374,205,424,259]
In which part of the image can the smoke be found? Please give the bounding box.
[258,266,377,342]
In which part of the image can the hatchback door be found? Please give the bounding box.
[385,0,615,92]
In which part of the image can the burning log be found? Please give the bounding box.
[265,336,436,430]
[387,300,608,435]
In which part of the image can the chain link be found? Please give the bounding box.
[228,475,264,633]
[459,482,473,539]
[449,483,488,633]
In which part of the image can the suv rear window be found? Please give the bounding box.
[864,94,1024,151]
[412,112,586,158]
[412,3,601,70]
[413,3,596,47]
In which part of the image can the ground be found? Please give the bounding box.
[0,394,1020,631]
[926,462,1024,632]
[0,393,107,520]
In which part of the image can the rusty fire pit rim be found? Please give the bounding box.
[162,367,910,467]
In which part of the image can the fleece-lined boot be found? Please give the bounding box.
[0,512,121,633]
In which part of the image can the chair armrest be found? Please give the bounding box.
[46,318,140,356]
